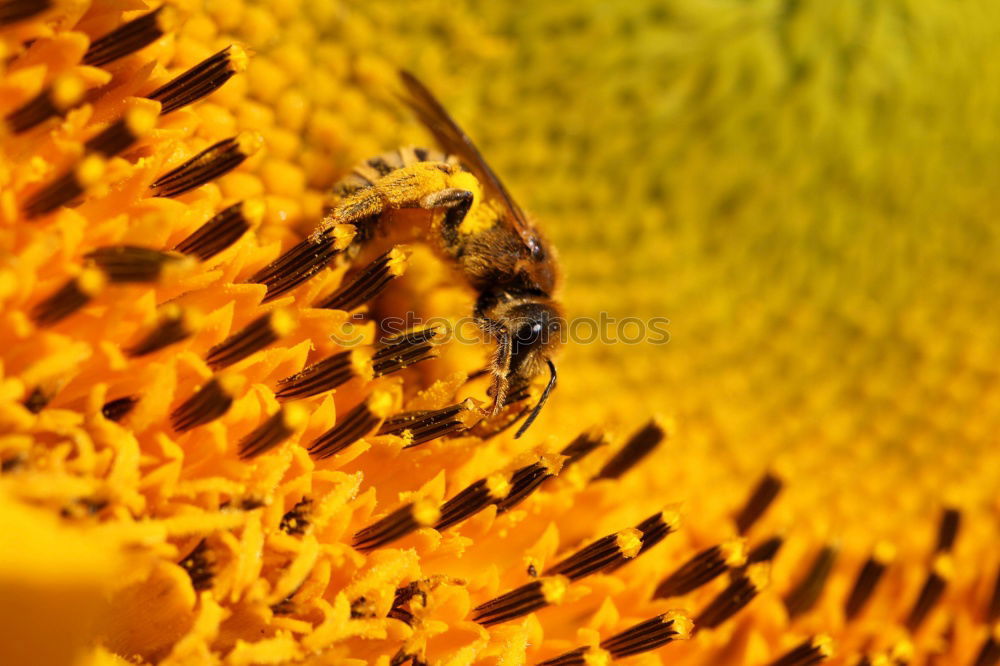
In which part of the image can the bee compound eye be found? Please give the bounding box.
[528,238,545,259]
[515,321,543,345]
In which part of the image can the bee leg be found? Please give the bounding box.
[476,317,512,415]
[420,188,473,249]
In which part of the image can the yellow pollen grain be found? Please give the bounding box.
[615,528,643,559]
[158,303,182,322]
[457,198,496,237]
[367,390,394,420]
[874,540,897,564]
[234,130,265,157]
[228,44,250,74]
[660,506,682,532]
[76,267,106,297]
[242,198,266,227]
[746,562,771,591]
[664,610,693,639]
[386,246,408,277]
[50,73,84,110]
[159,253,198,284]
[349,348,374,383]
[539,451,565,477]
[412,498,440,528]
[889,640,915,662]
[720,537,747,567]
[582,648,612,666]
[813,634,835,657]
[331,224,356,250]
[269,307,297,337]
[215,372,245,397]
[75,155,106,189]
[931,553,955,580]
[123,105,158,138]
[281,403,308,431]
[541,575,570,605]
[484,472,510,501]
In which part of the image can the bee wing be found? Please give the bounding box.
[399,70,538,250]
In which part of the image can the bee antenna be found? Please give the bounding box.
[514,359,557,439]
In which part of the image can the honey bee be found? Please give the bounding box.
[314,71,563,438]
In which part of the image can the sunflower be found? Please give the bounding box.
[1,1,998,665]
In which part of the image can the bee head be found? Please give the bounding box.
[507,301,562,376]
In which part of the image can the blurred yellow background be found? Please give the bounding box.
[344,0,1000,539]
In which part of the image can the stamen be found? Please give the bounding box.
[654,539,747,598]
[101,396,138,422]
[84,106,157,157]
[536,647,604,666]
[746,535,784,565]
[784,545,838,619]
[60,496,108,519]
[545,528,643,581]
[600,610,692,659]
[249,225,354,302]
[126,305,200,357]
[279,497,313,535]
[389,648,427,666]
[82,6,179,68]
[205,308,296,370]
[31,268,105,326]
[1,454,26,473]
[24,155,105,219]
[0,0,52,26]
[171,375,239,432]
[147,45,249,115]
[593,420,665,480]
[602,507,681,573]
[559,431,607,468]
[387,577,462,625]
[350,595,377,619]
[174,200,263,261]
[352,498,440,552]
[695,562,769,631]
[434,472,509,531]
[85,245,184,283]
[270,593,297,616]
[150,132,262,198]
[378,400,474,448]
[5,73,84,134]
[734,472,783,534]
[315,247,407,311]
[308,392,393,459]
[22,386,50,413]
[495,455,562,513]
[371,327,438,378]
[844,542,895,621]
[935,507,961,553]
[275,350,364,401]
[239,404,307,459]
[768,635,835,666]
[905,554,952,633]
[472,576,569,627]
[179,538,214,591]
[972,625,1000,666]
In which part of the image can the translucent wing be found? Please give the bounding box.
[399,70,539,252]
